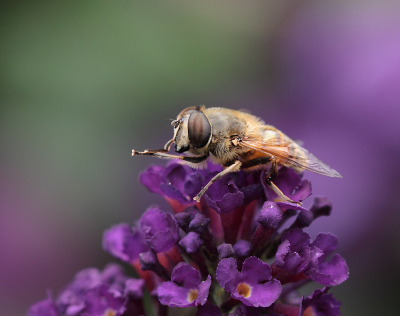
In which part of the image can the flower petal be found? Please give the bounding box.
[216,258,240,289]
[157,281,193,307]
[196,275,212,306]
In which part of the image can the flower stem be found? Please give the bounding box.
[273,302,300,316]
[220,205,246,244]
[251,225,275,254]
[238,200,257,240]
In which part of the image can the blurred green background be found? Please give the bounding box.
[2,1,400,315]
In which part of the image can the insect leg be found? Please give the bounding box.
[132,138,174,156]
[241,156,301,205]
[265,157,278,180]
[132,147,208,164]
[266,181,301,205]
[194,160,242,202]
[266,158,301,205]
[163,138,174,151]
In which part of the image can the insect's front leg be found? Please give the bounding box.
[132,139,209,164]
[194,160,242,202]
[132,138,174,156]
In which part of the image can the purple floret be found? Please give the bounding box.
[275,228,312,275]
[139,161,204,208]
[175,206,200,231]
[306,233,349,286]
[179,232,204,253]
[139,205,179,253]
[275,228,349,286]
[189,213,211,234]
[262,167,311,212]
[124,278,145,299]
[204,174,244,214]
[300,287,341,316]
[216,257,282,307]
[233,171,265,204]
[139,164,165,195]
[102,223,149,262]
[29,264,144,316]
[27,298,59,316]
[291,196,333,229]
[217,243,235,259]
[257,201,283,229]
[157,262,211,307]
[233,239,253,258]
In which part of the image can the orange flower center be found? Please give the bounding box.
[236,283,251,298]
[103,309,117,316]
[187,289,199,302]
[303,306,316,316]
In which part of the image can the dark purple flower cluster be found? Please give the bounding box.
[28,264,145,316]
[28,160,348,315]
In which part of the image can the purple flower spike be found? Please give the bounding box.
[204,174,244,214]
[300,287,341,316]
[158,262,211,307]
[139,205,179,253]
[216,257,282,307]
[28,298,59,316]
[102,223,149,262]
[179,232,204,253]
[218,243,236,259]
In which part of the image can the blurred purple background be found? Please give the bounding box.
[1,1,400,315]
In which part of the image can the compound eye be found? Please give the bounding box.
[188,111,211,148]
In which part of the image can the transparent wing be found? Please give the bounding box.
[241,136,342,178]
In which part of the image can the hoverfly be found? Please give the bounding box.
[132,106,341,204]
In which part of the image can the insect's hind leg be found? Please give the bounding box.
[241,157,301,206]
[266,181,301,205]
[266,159,301,205]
